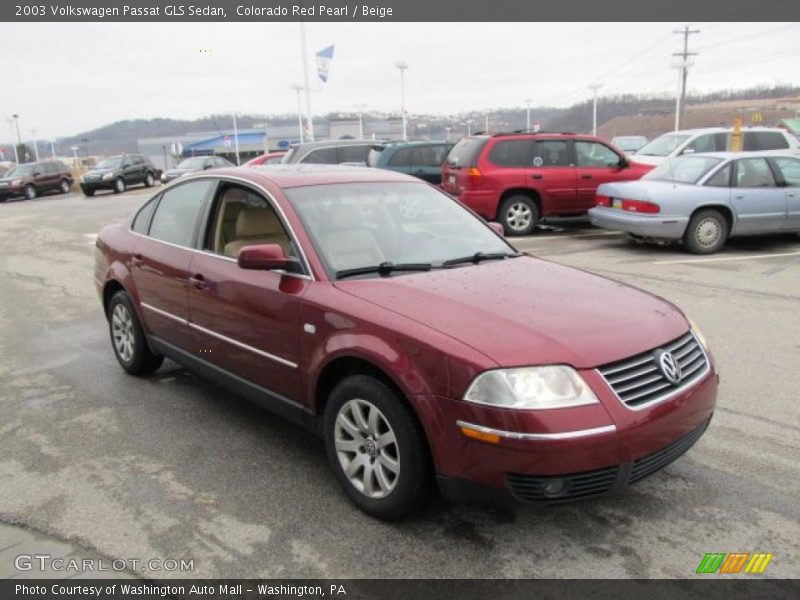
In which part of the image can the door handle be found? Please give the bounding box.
[189,274,207,290]
[531,174,543,179]
[580,174,592,179]
[735,194,745,199]
[131,254,144,268]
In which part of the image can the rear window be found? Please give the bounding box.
[743,131,789,151]
[338,144,370,164]
[644,156,723,184]
[445,137,488,167]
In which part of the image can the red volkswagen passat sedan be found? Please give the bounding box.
[94,165,718,519]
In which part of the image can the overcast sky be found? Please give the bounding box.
[0,22,798,139]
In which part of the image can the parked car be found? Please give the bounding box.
[281,140,377,165]
[243,152,287,167]
[441,132,654,235]
[161,155,234,184]
[610,135,648,154]
[0,160,73,201]
[366,141,453,184]
[95,165,718,519]
[632,127,800,167]
[80,154,158,196]
[590,152,800,254]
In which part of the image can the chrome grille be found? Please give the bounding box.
[598,331,709,409]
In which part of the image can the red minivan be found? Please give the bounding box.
[95,165,717,519]
[441,133,654,235]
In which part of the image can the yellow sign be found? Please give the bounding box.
[751,112,763,123]
[731,117,743,152]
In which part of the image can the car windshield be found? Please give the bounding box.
[635,134,691,157]
[284,181,516,278]
[95,157,123,169]
[613,137,646,151]
[177,157,207,169]
[644,156,723,184]
[4,164,34,177]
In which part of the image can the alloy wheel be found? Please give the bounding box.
[334,398,400,498]
[506,202,532,232]
[111,303,135,363]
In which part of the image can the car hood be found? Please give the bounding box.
[164,169,195,176]
[334,257,688,369]
[629,154,666,166]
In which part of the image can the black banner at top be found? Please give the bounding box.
[2,0,799,22]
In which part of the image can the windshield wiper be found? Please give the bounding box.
[442,251,523,267]
[336,261,433,280]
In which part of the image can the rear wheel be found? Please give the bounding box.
[113,177,126,194]
[683,209,728,254]
[83,189,95,197]
[144,172,155,187]
[107,291,163,376]
[323,375,430,520]
[24,185,37,200]
[60,179,71,194]
[499,195,538,236]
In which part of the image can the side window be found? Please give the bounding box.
[488,140,529,167]
[574,141,620,168]
[149,180,213,247]
[705,163,732,187]
[207,184,295,262]
[744,131,789,151]
[428,145,450,166]
[687,133,726,153]
[339,145,370,164]
[735,158,777,188]
[772,157,800,187]
[388,147,415,167]
[531,140,571,167]
[132,196,159,234]
[303,147,337,164]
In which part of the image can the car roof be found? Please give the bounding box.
[668,126,788,135]
[201,163,418,188]
[674,150,799,159]
[289,139,379,149]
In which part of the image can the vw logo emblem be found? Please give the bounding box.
[656,350,682,384]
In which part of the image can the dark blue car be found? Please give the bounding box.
[366,140,453,185]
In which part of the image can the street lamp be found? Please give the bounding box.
[395,60,408,140]
[445,127,451,142]
[30,128,40,162]
[524,97,533,131]
[464,119,474,136]
[353,103,367,140]
[6,118,19,164]
[589,83,603,136]
[291,84,304,143]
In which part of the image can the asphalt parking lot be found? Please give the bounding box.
[0,188,798,579]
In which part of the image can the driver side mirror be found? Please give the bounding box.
[488,222,505,237]
[617,157,629,168]
[681,148,695,155]
[238,244,300,273]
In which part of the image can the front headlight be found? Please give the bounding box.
[686,315,709,350]
[10,178,21,186]
[102,172,114,180]
[464,366,599,410]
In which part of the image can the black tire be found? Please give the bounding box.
[113,177,126,194]
[323,375,431,520]
[24,184,37,200]
[107,290,163,376]
[683,209,728,254]
[499,195,538,236]
[83,189,95,197]
[60,179,71,194]
[144,172,155,187]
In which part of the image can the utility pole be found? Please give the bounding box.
[673,25,699,131]
[291,84,305,143]
[588,83,602,136]
[31,128,40,162]
[524,97,533,131]
[299,22,314,141]
[396,60,408,140]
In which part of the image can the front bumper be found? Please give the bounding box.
[0,186,24,200]
[589,206,688,239]
[416,361,718,506]
[80,180,115,192]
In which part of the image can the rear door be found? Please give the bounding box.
[730,157,787,233]
[411,144,450,184]
[526,139,577,214]
[385,146,413,176]
[770,156,800,230]
[131,179,215,350]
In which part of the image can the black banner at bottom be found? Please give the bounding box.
[2,579,798,600]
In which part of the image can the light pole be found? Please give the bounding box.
[30,128,40,162]
[299,22,314,141]
[12,114,22,162]
[445,127,451,142]
[524,97,533,131]
[465,119,474,136]
[231,112,240,166]
[395,60,408,140]
[484,113,489,134]
[291,84,305,143]
[6,118,19,164]
[353,103,367,140]
[589,83,603,136]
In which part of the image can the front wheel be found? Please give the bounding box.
[24,185,37,200]
[60,179,71,194]
[83,189,95,197]
[107,291,163,375]
[113,177,126,194]
[499,195,538,236]
[683,209,728,254]
[323,375,430,520]
[144,172,155,187]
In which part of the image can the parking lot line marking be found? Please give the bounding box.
[654,251,800,265]
[526,231,623,241]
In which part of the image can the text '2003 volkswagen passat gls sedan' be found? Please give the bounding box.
[94,165,718,519]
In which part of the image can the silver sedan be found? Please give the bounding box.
[589,151,800,253]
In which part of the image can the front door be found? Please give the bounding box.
[730,158,787,234]
[574,140,631,212]
[187,182,309,403]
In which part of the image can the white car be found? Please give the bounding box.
[632,127,800,166]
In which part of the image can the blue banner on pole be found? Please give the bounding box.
[316,45,335,83]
